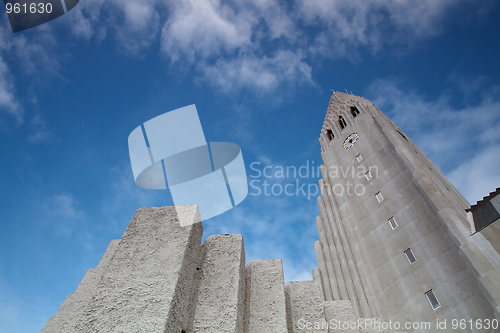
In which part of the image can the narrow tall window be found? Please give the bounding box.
[425,290,441,310]
[388,217,398,229]
[356,154,363,162]
[351,106,360,117]
[375,191,384,203]
[365,171,372,181]
[327,129,334,141]
[404,248,417,264]
[339,116,347,129]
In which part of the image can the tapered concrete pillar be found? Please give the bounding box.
[318,196,350,301]
[314,240,334,301]
[43,205,203,333]
[191,234,246,332]
[312,266,325,301]
[285,281,328,333]
[316,213,342,301]
[244,259,288,333]
[321,166,372,318]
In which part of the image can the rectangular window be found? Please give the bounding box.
[375,191,384,203]
[388,217,398,229]
[356,154,363,162]
[339,116,347,129]
[404,248,416,264]
[365,171,372,181]
[327,129,334,141]
[351,106,360,117]
[425,290,441,310]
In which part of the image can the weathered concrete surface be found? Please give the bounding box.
[324,301,357,333]
[244,259,288,333]
[316,91,500,331]
[323,301,388,333]
[285,281,328,333]
[42,205,397,333]
[43,205,203,333]
[42,239,120,333]
[190,234,246,333]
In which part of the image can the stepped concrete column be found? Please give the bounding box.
[314,240,334,301]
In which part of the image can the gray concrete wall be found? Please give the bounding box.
[45,206,360,333]
[285,281,328,333]
[42,205,204,333]
[316,91,500,332]
[190,234,246,333]
[244,259,288,333]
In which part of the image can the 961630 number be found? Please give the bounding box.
[5,2,53,14]
[451,319,499,330]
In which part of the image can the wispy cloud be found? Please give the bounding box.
[2,0,489,97]
[0,22,22,124]
[0,55,22,124]
[298,0,479,57]
[38,194,85,236]
[72,0,162,54]
[26,114,50,144]
[113,0,161,54]
[199,50,314,93]
[7,26,61,76]
[447,145,500,204]
[0,17,62,127]
[161,0,253,62]
[366,78,500,203]
[68,6,94,40]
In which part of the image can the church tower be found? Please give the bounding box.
[312,91,500,330]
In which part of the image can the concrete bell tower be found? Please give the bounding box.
[312,91,500,331]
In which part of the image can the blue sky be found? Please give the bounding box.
[1,0,500,331]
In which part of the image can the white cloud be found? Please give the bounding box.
[75,0,487,60]
[124,2,154,29]
[0,23,22,124]
[161,0,254,62]
[65,0,291,93]
[8,26,61,76]
[69,7,94,40]
[41,0,490,94]
[366,78,500,203]
[69,0,161,53]
[0,55,22,124]
[447,146,500,204]
[298,0,477,57]
[199,50,314,93]
[248,0,297,40]
[0,0,493,113]
[113,0,161,54]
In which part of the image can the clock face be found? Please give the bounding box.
[343,133,359,149]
